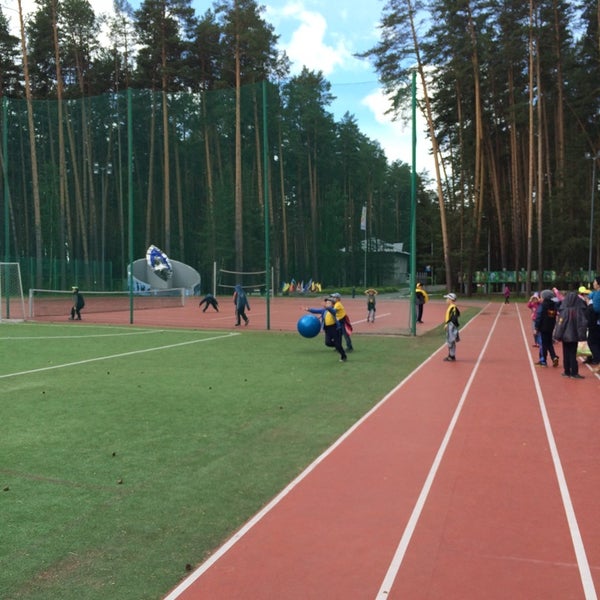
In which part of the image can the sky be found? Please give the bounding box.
[263,0,430,171]
[2,0,432,175]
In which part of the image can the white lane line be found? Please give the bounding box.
[163,307,490,600]
[375,304,503,599]
[516,305,597,599]
[0,332,239,380]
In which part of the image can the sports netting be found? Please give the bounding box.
[1,82,412,295]
[28,288,185,318]
[216,268,269,295]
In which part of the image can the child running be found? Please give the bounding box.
[304,297,347,362]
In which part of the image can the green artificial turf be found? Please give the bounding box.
[0,317,475,599]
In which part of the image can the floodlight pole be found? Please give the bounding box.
[586,150,600,284]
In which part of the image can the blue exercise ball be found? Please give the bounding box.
[297,314,321,338]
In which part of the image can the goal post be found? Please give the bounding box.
[0,262,26,322]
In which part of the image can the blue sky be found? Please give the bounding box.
[263,0,428,171]
[5,0,431,173]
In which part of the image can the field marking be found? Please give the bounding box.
[374,304,502,598]
[163,308,487,600]
[353,312,392,325]
[0,332,239,380]
[0,330,167,340]
[516,305,597,599]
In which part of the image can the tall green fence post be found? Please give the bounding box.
[263,81,271,329]
[128,89,134,324]
[3,97,8,263]
[410,70,417,335]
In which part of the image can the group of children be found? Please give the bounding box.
[304,293,355,362]
[528,278,600,379]
[198,284,452,365]
[198,286,250,327]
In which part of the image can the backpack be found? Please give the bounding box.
[450,306,460,327]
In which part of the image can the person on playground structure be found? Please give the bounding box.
[365,288,378,323]
[199,292,219,312]
[69,286,85,320]
[304,297,347,362]
[233,284,250,326]
[443,293,460,362]
[415,282,429,323]
[331,292,353,352]
[534,289,560,367]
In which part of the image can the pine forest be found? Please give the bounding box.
[0,0,598,293]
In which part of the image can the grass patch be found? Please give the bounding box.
[0,315,476,599]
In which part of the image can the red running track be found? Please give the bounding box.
[164,301,600,600]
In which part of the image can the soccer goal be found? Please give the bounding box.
[0,262,26,322]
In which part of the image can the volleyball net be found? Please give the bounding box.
[28,288,186,318]
[215,266,272,296]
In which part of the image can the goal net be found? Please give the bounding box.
[0,262,26,322]
[28,288,186,318]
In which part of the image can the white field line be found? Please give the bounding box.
[1,330,165,340]
[0,332,239,380]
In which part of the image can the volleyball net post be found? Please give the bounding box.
[214,263,273,329]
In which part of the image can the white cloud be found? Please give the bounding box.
[361,89,410,160]
[266,3,356,76]
[361,87,434,173]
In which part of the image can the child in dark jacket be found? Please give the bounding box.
[553,291,587,378]
[534,289,560,367]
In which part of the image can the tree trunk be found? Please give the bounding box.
[145,95,157,250]
[465,1,485,294]
[277,124,288,275]
[17,0,43,286]
[201,91,216,266]
[162,88,171,254]
[234,31,243,271]
[527,0,537,286]
[51,0,72,289]
[406,0,453,290]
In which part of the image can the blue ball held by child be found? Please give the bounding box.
[297,314,321,338]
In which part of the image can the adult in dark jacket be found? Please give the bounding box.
[534,289,559,367]
[585,303,600,365]
[553,291,587,378]
[233,285,250,326]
